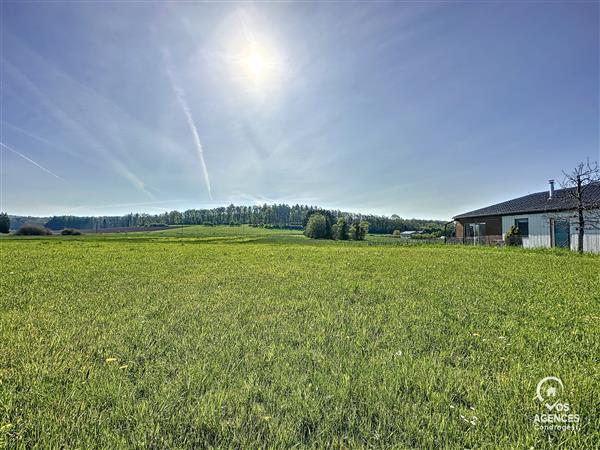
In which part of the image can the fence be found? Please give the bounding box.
[445,235,505,246]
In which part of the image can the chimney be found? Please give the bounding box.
[548,179,555,199]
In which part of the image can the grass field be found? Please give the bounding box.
[1,226,599,448]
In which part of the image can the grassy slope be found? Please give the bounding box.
[1,226,599,448]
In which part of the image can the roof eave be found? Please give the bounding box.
[453,206,572,220]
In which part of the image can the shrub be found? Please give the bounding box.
[61,228,82,235]
[504,225,522,246]
[304,214,329,239]
[392,229,401,237]
[15,224,52,236]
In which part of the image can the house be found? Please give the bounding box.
[453,180,600,252]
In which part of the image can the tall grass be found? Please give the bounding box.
[1,227,598,448]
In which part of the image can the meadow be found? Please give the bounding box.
[1,226,598,448]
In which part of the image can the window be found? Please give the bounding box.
[465,222,486,245]
[514,218,529,237]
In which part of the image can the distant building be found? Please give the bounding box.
[453,181,600,252]
[400,230,424,238]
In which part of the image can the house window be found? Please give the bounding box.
[515,218,529,237]
[464,222,486,244]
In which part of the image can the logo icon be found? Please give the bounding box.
[536,376,565,411]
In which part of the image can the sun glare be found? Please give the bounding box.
[239,41,277,86]
[246,48,266,79]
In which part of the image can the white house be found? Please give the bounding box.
[453,181,600,252]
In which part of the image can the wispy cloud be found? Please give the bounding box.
[68,199,182,212]
[3,57,153,198]
[1,142,67,182]
[2,120,62,150]
[165,62,212,200]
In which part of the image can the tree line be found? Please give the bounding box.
[29,204,449,235]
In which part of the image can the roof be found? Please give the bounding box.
[453,182,600,220]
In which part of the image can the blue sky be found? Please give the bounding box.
[1,1,598,219]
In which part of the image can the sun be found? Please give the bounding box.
[246,47,266,79]
[241,42,274,84]
[226,33,284,93]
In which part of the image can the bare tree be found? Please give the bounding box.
[561,160,600,253]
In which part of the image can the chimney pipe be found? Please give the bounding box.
[548,179,555,199]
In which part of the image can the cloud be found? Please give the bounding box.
[68,199,182,212]
[3,59,154,198]
[165,66,213,200]
[1,142,67,182]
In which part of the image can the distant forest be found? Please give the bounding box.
[14,204,452,236]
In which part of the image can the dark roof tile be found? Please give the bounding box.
[453,182,600,219]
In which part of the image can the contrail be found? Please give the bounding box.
[1,142,67,182]
[165,66,212,199]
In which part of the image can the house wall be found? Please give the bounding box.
[501,213,551,248]
[455,221,463,239]
[501,210,600,253]
[455,216,502,238]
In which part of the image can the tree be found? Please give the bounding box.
[332,217,349,240]
[0,213,9,233]
[504,225,522,246]
[561,160,600,253]
[304,213,329,239]
[349,220,369,240]
[358,221,369,240]
[303,210,334,239]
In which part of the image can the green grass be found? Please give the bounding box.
[1,226,599,448]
